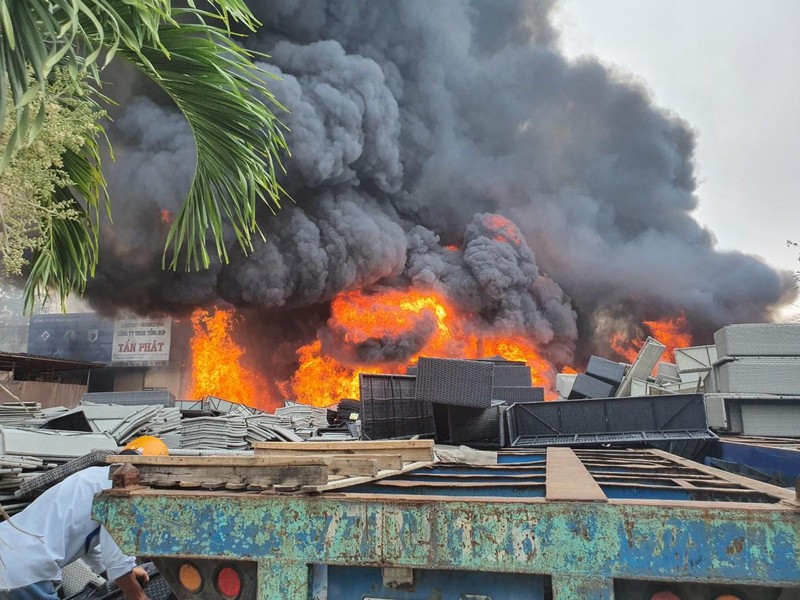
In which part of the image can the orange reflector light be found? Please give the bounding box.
[651,593,681,600]
[715,596,742,600]
[217,566,242,599]
[178,563,203,593]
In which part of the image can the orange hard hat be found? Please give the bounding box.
[123,435,169,456]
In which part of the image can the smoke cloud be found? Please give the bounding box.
[89,0,795,367]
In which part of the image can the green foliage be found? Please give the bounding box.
[0,0,289,310]
[0,71,102,282]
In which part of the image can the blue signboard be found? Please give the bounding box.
[27,313,114,363]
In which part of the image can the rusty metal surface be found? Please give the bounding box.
[94,490,800,587]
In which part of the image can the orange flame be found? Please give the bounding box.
[188,308,279,411]
[642,313,692,362]
[287,288,558,406]
[611,312,693,364]
[160,209,173,224]
[483,214,524,245]
[610,332,641,363]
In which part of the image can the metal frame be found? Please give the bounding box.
[94,448,800,599]
[505,393,716,447]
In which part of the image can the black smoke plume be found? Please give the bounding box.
[88,0,795,369]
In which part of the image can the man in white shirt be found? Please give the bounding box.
[0,436,168,600]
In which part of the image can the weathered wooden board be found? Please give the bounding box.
[299,460,436,493]
[136,464,329,488]
[108,454,385,477]
[253,440,434,462]
[546,447,607,503]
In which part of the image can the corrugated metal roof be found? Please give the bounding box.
[0,352,104,374]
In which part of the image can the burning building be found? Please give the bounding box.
[78,1,794,408]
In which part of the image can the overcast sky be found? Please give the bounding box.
[555,0,800,315]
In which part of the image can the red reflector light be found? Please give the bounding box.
[216,566,242,599]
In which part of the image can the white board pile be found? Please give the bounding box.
[0,402,44,426]
[180,415,249,450]
[275,402,330,436]
[0,454,51,515]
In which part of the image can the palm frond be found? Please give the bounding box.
[3,0,290,309]
[125,20,288,270]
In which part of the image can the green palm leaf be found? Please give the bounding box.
[0,0,289,309]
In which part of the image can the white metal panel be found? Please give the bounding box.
[555,373,577,399]
[674,345,717,372]
[703,395,728,430]
[616,337,665,396]
[714,323,800,357]
[715,357,800,395]
[0,426,117,459]
[740,403,800,437]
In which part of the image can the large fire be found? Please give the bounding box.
[286,288,557,407]
[610,312,693,364]
[188,309,280,411]
[188,296,695,411]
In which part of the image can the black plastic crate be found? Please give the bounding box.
[415,357,494,408]
[360,397,435,440]
[359,374,416,401]
[475,358,528,365]
[492,365,533,386]
[492,386,544,403]
[506,394,715,447]
[447,403,503,445]
[359,374,434,440]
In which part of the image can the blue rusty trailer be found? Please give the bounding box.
[703,436,800,488]
[94,447,800,600]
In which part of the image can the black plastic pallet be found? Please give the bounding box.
[506,394,715,448]
[415,357,494,408]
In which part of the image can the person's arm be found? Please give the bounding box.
[114,567,150,600]
[97,526,148,600]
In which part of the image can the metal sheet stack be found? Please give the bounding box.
[707,324,800,437]
[179,415,249,450]
[0,402,44,426]
[714,324,800,395]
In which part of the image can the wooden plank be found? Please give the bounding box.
[271,453,404,472]
[254,440,434,451]
[256,446,433,463]
[329,458,379,477]
[136,464,329,488]
[107,455,329,467]
[253,440,434,462]
[109,453,397,475]
[299,460,435,493]
[546,447,607,502]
